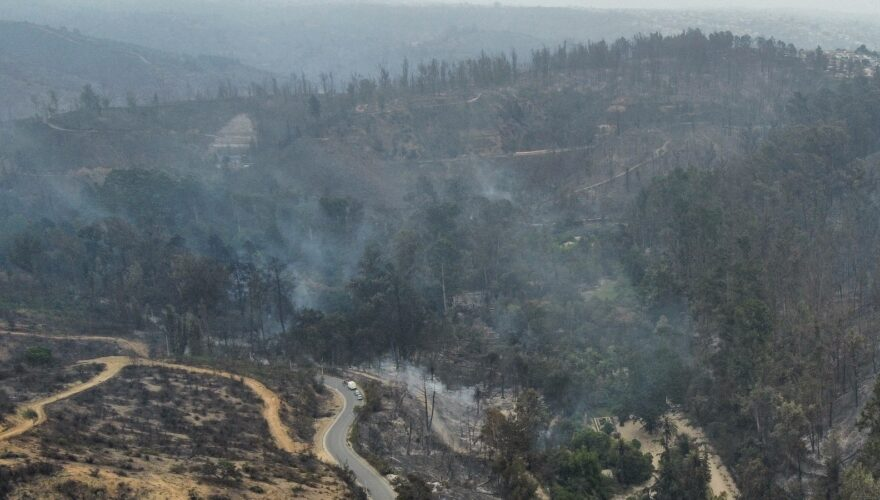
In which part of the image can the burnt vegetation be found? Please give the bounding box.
[9,365,345,498]
[2,24,880,499]
[0,337,114,417]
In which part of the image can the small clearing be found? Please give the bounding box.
[614,414,738,498]
[211,113,256,151]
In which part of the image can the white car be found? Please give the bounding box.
[346,380,357,390]
[355,392,364,400]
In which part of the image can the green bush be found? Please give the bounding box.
[24,346,53,365]
[548,427,654,497]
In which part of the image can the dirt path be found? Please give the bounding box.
[409,143,596,166]
[211,113,255,150]
[0,356,131,442]
[0,333,305,454]
[669,412,739,498]
[4,331,149,358]
[576,140,671,193]
[142,359,306,454]
[614,414,738,498]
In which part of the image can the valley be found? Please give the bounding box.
[2,5,880,498]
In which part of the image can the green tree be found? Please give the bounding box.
[842,464,880,500]
[654,435,710,500]
[818,436,842,500]
[858,379,880,475]
[771,400,809,480]
[550,447,607,499]
[512,389,549,456]
[495,456,537,500]
[616,438,654,485]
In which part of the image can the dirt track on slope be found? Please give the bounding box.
[0,356,130,442]
[669,412,739,498]
[142,359,306,454]
[0,333,304,454]
[5,331,149,357]
[576,140,671,192]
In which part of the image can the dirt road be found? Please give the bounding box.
[614,414,738,498]
[669,412,739,497]
[143,359,306,454]
[0,333,304,455]
[5,331,149,357]
[0,356,130,441]
[576,140,671,193]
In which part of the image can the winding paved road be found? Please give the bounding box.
[1,332,394,498]
[323,376,396,500]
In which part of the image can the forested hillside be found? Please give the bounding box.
[2,27,880,498]
[0,21,265,120]
[628,75,880,497]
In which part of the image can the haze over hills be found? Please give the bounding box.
[3,1,880,80]
[6,2,880,499]
[0,20,266,120]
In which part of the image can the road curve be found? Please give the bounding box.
[323,376,396,500]
[2,332,392,496]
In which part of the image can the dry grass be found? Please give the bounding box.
[1,364,351,499]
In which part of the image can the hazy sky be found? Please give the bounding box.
[396,0,880,16]
[28,0,880,16]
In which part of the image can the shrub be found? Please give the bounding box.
[395,474,436,499]
[0,388,14,415]
[0,461,59,497]
[55,479,107,498]
[24,346,53,365]
[601,420,616,435]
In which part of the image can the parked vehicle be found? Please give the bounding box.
[346,380,357,390]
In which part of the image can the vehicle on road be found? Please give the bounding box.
[346,380,357,390]
[324,376,396,500]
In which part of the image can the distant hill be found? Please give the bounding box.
[0,21,267,120]
[3,2,880,82]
